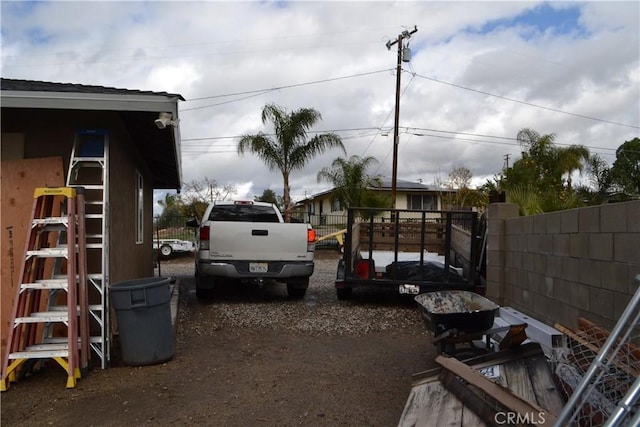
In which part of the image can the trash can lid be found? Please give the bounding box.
[110,277,170,291]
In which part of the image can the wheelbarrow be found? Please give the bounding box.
[415,290,517,355]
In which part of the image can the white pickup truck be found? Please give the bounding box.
[187,200,316,299]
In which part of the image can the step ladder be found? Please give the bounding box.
[66,129,110,369]
[1,187,89,390]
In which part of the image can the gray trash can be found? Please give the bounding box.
[110,277,174,366]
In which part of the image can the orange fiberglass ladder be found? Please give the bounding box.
[1,187,90,390]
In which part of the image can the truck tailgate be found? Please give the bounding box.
[209,222,311,261]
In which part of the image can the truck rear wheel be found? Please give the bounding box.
[195,275,215,299]
[287,278,309,299]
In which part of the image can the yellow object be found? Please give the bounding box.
[316,229,346,248]
[34,187,76,198]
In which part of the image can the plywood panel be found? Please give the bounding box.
[1,157,65,363]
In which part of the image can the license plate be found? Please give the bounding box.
[249,262,268,273]
[399,284,420,295]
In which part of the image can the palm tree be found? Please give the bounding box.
[504,128,590,214]
[317,155,377,206]
[238,103,345,222]
[317,155,388,215]
[555,144,590,189]
[509,128,590,192]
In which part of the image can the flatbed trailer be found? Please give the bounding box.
[153,238,195,258]
[334,207,481,299]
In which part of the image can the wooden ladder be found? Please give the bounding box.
[1,187,89,390]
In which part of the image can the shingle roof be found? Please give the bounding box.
[376,179,440,191]
[0,78,185,101]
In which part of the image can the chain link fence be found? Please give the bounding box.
[554,276,640,426]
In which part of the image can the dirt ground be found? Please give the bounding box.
[1,251,438,426]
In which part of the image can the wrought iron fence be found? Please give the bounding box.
[291,212,347,250]
[155,213,347,250]
[153,215,195,241]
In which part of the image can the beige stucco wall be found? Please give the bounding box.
[486,201,640,331]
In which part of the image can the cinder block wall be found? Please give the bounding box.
[486,201,640,330]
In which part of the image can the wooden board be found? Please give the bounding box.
[358,222,446,254]
[400,342,564,427]
[436,355,556,426]
[1,157,65,364]
[400,380,485,427]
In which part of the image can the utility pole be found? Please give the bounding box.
[386,25,417,209]
[504,154,511,170]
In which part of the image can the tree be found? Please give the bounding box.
[156,192,186,229]
[317,155,389,216]
[502,128,590,214]
[255,189,284,212]
[448,166,472,189]
[157,177,236,220]
[157,192,183,216]
[609,137,640,196]
[445,166,473,207]
[575,153,613,205]
[238,103,345,222]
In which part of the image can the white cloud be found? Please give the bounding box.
[2,1,638,209]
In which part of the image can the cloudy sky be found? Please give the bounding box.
[2,1,639,212]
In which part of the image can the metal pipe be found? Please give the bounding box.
[604,374,640,427]
[554,276,640,426]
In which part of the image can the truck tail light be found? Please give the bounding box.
[307,229,316,243]
[307,228,316,252]
[199,226,210,250]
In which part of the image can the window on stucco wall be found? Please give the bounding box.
[407,194,436,210]
[135,170,143,244]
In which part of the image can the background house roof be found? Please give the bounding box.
[296,179,451,205]
[375,179,442,192]
[1,78,185,190]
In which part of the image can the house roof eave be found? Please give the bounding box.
[1,78,184,191]
[1,90,182,114]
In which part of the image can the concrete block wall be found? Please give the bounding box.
[486,201,640,330]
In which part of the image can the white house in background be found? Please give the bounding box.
[294,179,453,225]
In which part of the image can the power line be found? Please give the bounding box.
[411,71,640,130]
[178,66,638,132]
[181,69,393,111]
[181,125,625,154]
[181,127,383,142]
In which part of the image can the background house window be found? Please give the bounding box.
[308,202,315,215]
[407,194,436,210]
[332,199,342,212]
[136,170,143,244]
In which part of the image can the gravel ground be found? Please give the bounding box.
[1,250,438,426]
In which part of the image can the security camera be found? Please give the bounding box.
[155,118,169,129]
[155,112,173,130]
